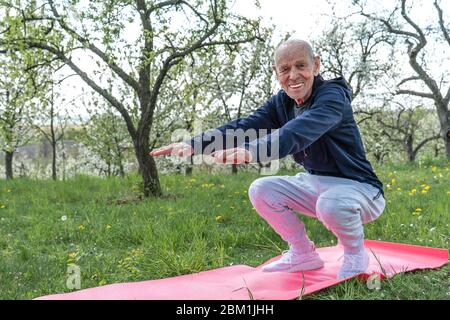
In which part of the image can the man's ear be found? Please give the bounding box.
[272,65,278,75]
[314,56,321,76]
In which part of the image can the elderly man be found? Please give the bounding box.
[150,39,385,279]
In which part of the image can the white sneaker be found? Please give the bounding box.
[262,245,324,273]
[337,250,370,279]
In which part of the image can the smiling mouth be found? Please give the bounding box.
[289,83,304,89]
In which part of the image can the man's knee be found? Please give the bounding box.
[316,197,358,229]
[248,176,282,204]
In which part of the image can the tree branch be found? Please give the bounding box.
[47,0,140,92]
[413,134,441,154]
[396,89,435,99]
[434,0,450,47]
[24,41,138,140]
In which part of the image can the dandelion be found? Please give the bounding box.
[106,224,112,230]
[397,187,402,191]
[6,189,11,193]
[215,215,223,223]
[68,252,77,259]
[421,190,428,194]
[61,215,68,222]
[431,166,437,172]
[78,224,86,231]
[0,205,5,209]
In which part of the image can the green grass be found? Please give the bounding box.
[0,161,448,300]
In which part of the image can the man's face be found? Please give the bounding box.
[273,45,320,104]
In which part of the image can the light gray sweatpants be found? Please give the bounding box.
[248,173,385,255]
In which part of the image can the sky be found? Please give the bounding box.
[58,0,450,118]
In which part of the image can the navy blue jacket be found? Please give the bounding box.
[189,75,383,196]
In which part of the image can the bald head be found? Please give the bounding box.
[274,39,315,66]
[272,39,320,103]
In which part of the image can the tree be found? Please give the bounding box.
[30,67,79,180]
[375,101,441,162]
[0,21,50,178]
[0,0,261,196]
[80,102,132,178]
[356,0,450,158]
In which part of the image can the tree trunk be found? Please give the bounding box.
[5,151,14,179]
[405,135,415,162]
[436,101,450,158]
[118,158,125,178]
[51,141,57,180]
[134,135,162,197]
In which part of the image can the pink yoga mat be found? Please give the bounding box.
[36,240,448,300]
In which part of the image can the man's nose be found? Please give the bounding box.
[289,67,300,80]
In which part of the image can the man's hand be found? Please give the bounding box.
[149,142,194,157]
[211,147,253,164]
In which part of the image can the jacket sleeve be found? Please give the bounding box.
[244,85,345,162]
[186,95,281,155]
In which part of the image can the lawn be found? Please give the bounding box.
[0,160,448,300]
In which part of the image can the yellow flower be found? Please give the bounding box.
[411,188,417,194]
[431,166,437,172]
[397,187,402,191]
[68,252,78,261]
[215,215,223,222]
[391,178,396,184]
[415,208,422,212]
[447,191,450,195]
[106,224,112,230]
[78,224,86,231]
[421,190,428,194]
[0,205,5,209]
[6,189,11,193]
